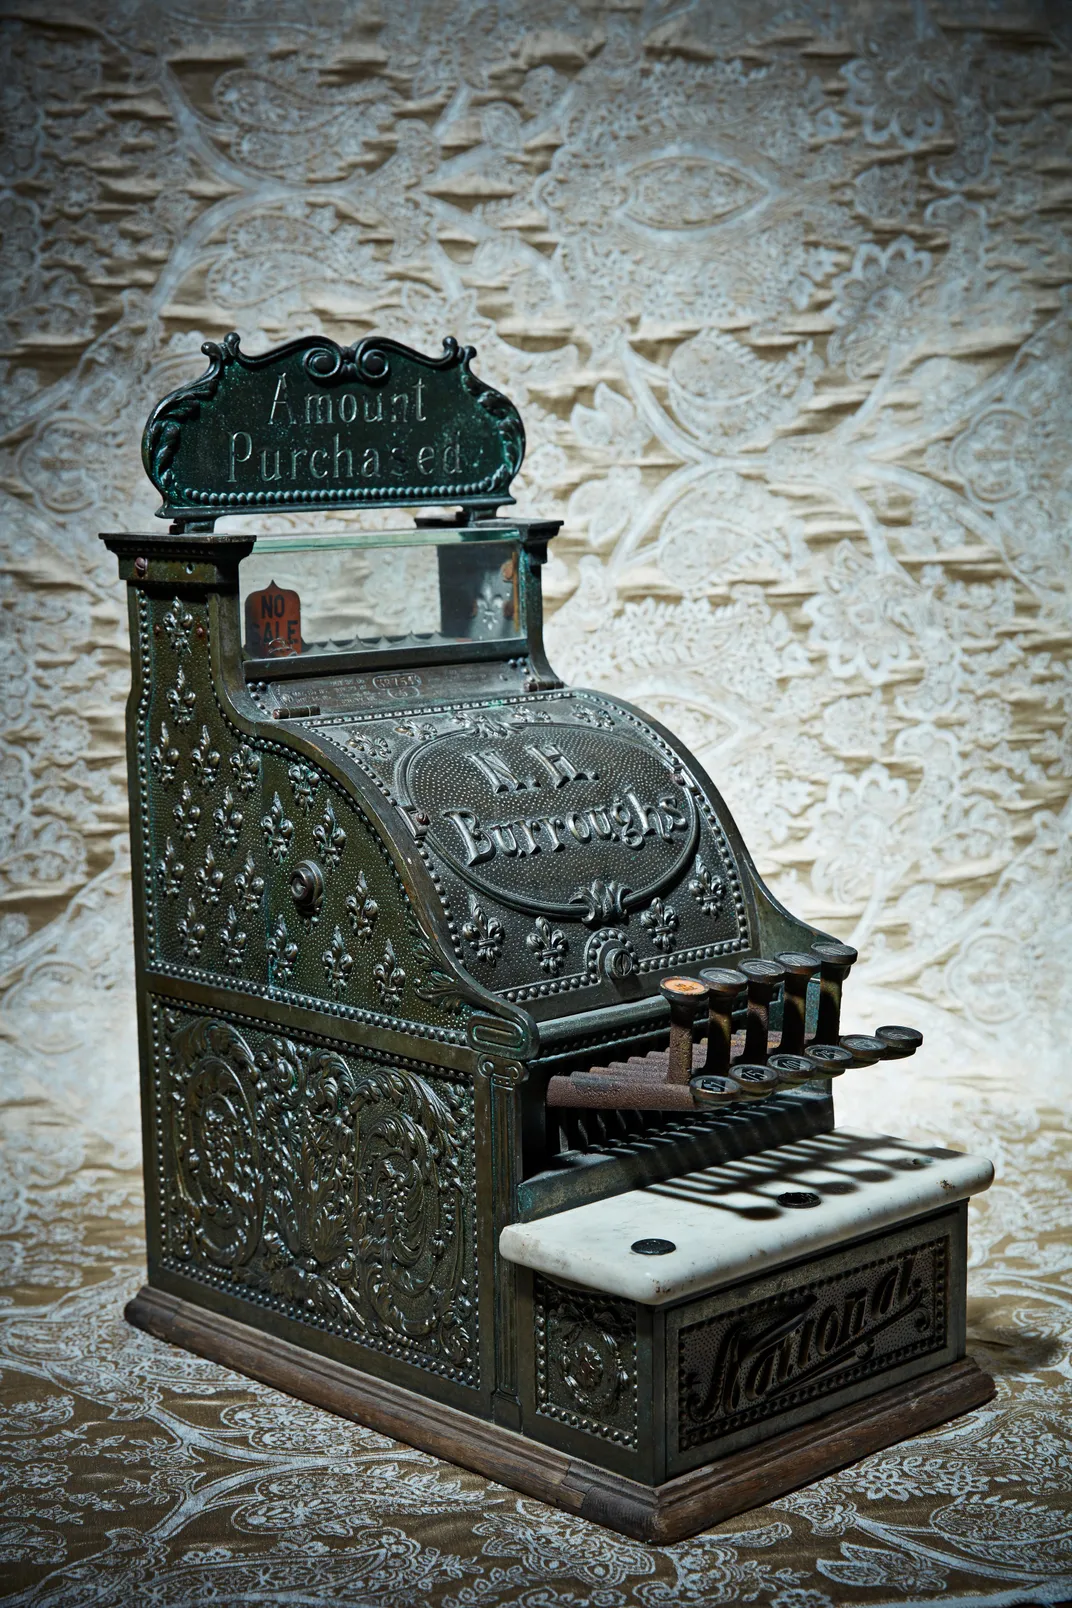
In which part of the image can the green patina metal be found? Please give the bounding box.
[143,332,525,523]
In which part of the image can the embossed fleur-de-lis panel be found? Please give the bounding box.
[156,1002,478,1387]
[139,593,467,1036]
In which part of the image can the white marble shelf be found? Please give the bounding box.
[500,1128,993,1307]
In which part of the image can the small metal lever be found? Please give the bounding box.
[739,958,786,1064]
[812,940,857,1044]
[774,950,819,1054]
[660,976,709,1085]
[698,967,747,1078]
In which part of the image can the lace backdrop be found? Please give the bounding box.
[3,3,1070,1114]
[2,5,1072,1605]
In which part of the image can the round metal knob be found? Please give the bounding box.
[812,940,858,972]
[729,1062,780,1099]
[689,1073,741,1107]
[802,1043,854,1076]
[599,938,636,981]
[766,1051,817,1085]
[698,966,747,998]
[840,1033,887,1065]
[775,950,821,976]
[739,958,787,993]
[659,976,709,1008]
[290,859,325,917]
[876,1024,924,1058]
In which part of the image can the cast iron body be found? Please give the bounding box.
[107,334,991,1539]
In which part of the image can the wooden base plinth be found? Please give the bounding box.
[125,1286,995,1543]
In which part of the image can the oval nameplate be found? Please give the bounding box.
[400,721,700,924]
[142,332,524,521]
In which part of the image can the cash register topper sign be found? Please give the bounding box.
[142,332,525,521]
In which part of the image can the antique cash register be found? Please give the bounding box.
[105,333,994,1541]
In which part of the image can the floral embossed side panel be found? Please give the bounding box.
[533,1275,637,1449]
[155,1002,478,1387]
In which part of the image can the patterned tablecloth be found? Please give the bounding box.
[2,1,1071,1602]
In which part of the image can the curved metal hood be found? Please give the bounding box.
[291,684,760,1017]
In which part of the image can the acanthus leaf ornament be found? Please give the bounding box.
[572,879,631,926]
[408,914,468,1014]
[166,1012,263,1270]
[344,730,392,761]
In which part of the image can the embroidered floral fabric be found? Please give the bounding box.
[1,4,1070,1603]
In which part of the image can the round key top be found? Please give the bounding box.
[876,1024,924,1058]
[689,1074,741,1107]
[766,1051,817,1084]
[730,1062,780,1099]
[803,1043,854,1076]
[840,1033,887,1065]
[775,951,821,975]
[660,976,710,1006]
[739,958,787,986]
[698,967,747,997]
